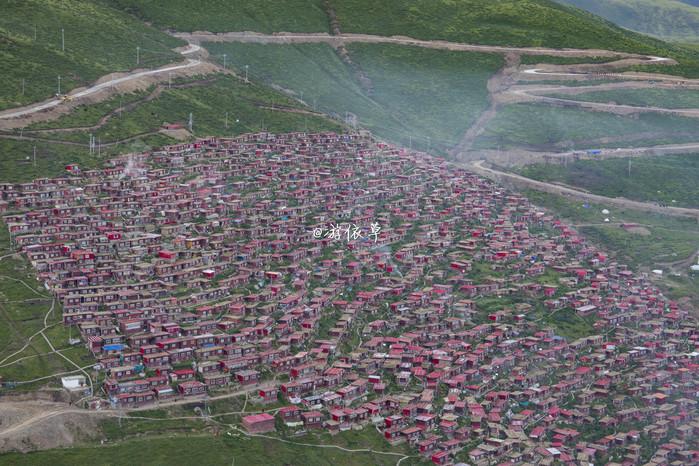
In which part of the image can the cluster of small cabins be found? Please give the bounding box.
[2,132,697,465]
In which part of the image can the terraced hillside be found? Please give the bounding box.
[0,74,341,183]
[473,103,699,150]
[519,154,699,208]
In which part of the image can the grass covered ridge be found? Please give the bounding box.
[0,0,184,110]
[109,0,331,33]
[0,74,341,183]
[518,154,699,208]
[474,103,699,150]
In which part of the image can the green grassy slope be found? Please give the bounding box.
[474,103,699,150]
[0,431,426,466]
[0,74,341,183]
[519,154,699,208]
[545,88,699,109]
[0,0,184,110]
[525,190,699,305]
[108,0,330,33]
[559,0,699,42]
[204,42,502,153]
[330,0,674,52]
[106,0,699,59]
[0,224,94,391]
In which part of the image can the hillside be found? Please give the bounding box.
[559,0,699,42]
[109,0,676,53]
[108,0,330,33]
[204,42,502,153]
[0,74,341,183]
[0,0,184,110]
[331,0,673,52]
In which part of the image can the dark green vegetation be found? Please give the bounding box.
[560,0,699,42]
[0,0,184,110]
[0,139,106,185]
[0,224,93,391]
[33,75,340,143]
[105,0,699,78]
[475,103,699,150]
[518,154,699,208]
[0,75,341,183]
[545,87,699,109]
[110,0,330,34]
[204,42,502,153]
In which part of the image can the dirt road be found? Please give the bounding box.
[0,43,219,130]
[174,31,671,63]
[466,160,699,220]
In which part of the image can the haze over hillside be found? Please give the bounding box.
[559,0,699,42]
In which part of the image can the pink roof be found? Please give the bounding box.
[243,413,275,424]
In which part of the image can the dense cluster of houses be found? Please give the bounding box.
[1,132,697,465]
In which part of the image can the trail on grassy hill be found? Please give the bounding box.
[0,44,219,131]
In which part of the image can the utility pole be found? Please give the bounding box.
[225,111,228,129]
[188,112,193,132]
[33,146,37,167]
[245,65,249,83]
[57,75,61,95]
[61,28,65,52]
[34,24,37,41]
[21,79,25,96]
[628,159,631,178]
[136,46,140,65]
[168,72,172,89]
[223,53,227,69]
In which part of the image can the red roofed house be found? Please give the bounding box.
[242,413,276,433]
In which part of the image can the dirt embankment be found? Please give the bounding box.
[0,401,105,453]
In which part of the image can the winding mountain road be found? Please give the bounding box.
[0,43,209,126]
